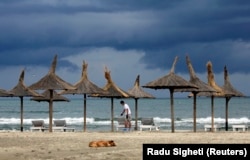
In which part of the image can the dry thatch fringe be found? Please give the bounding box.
[206,61,224,96]
[29,55,75,90]
[0,89,13,97]
[170,56,178,74]
[102,66,131,98]
[60,60,106,95]
[104,66,113,84]
[49,55,57,74]
[224,66,229,83]
[178,55,216,96]
[128,75,155,98]
[10,69,41,97]
[143,56,198,90]
[186,55,196,80]
[19,69,24,82]
[82,60,88,79]
[134,74,140,86]
[222,66,245,97]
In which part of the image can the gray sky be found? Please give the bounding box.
[0,0,249,97]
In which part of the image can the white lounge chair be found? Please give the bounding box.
[204,124,221,131]
[53,120,75,132]
[139,118,159,131]
[232,124,248,132]
[116,118,126,131]
[115,118,137,131]
[30,120,47,132]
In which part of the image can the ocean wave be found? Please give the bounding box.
[0,117,249,125]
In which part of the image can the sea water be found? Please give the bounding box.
[0,96,249,132]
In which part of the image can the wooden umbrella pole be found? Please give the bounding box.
[83,94,87,132]
[225,97,231,131]
[20,97,24,132]
[170,89,175,133]
[193,92,197,132]
[135,98,138,130]
[111,98,114,132]
[211,96,214,132]
[128,74,155,131]
[49,90,53,132]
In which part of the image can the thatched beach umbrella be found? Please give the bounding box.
[177,56,216,132]
[9,69,41,132]
[91,67,132,132]
[128,75,155,130]
[60,61,107,132]
[197,62,245,131]
[196,61,225,132]
[31,90,69,102]
[143,56,198,133]
[222,66,245,131]
[29,55,75,132]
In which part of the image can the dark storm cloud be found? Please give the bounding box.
[0,0,250,73]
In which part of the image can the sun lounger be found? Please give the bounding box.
[139,118,159,131]
[232,124,248,132]
[30,120,47,132]
[115,118,138,131]
[53,120,75,132]
[116,118,126,131]
[204,124,221,131]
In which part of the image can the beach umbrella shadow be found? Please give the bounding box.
[9,69,42,132]
[128,75,155,130]
[90,66,133,132]
[143,56,198,133]
[60,60,107,132]
[29,55,75,132]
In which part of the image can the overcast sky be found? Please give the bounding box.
[0,0,249,98]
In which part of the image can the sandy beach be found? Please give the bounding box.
[0,131,249,160]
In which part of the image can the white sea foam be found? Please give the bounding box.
[0,117,249,125]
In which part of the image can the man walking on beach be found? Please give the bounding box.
[120,100,132,130]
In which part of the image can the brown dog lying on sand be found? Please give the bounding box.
[89,140,116,147]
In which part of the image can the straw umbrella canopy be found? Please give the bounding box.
[31,90,69,102]
[60,60,107,132]
[91,67,133,132]
[222,66,245,131]
[128,75,155,130]
[29,55,75,132]
[200,61,225,97]
[0,89,13,97]
[9,69,41,132]
[176,56,216,132]
[143,56,198,133]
